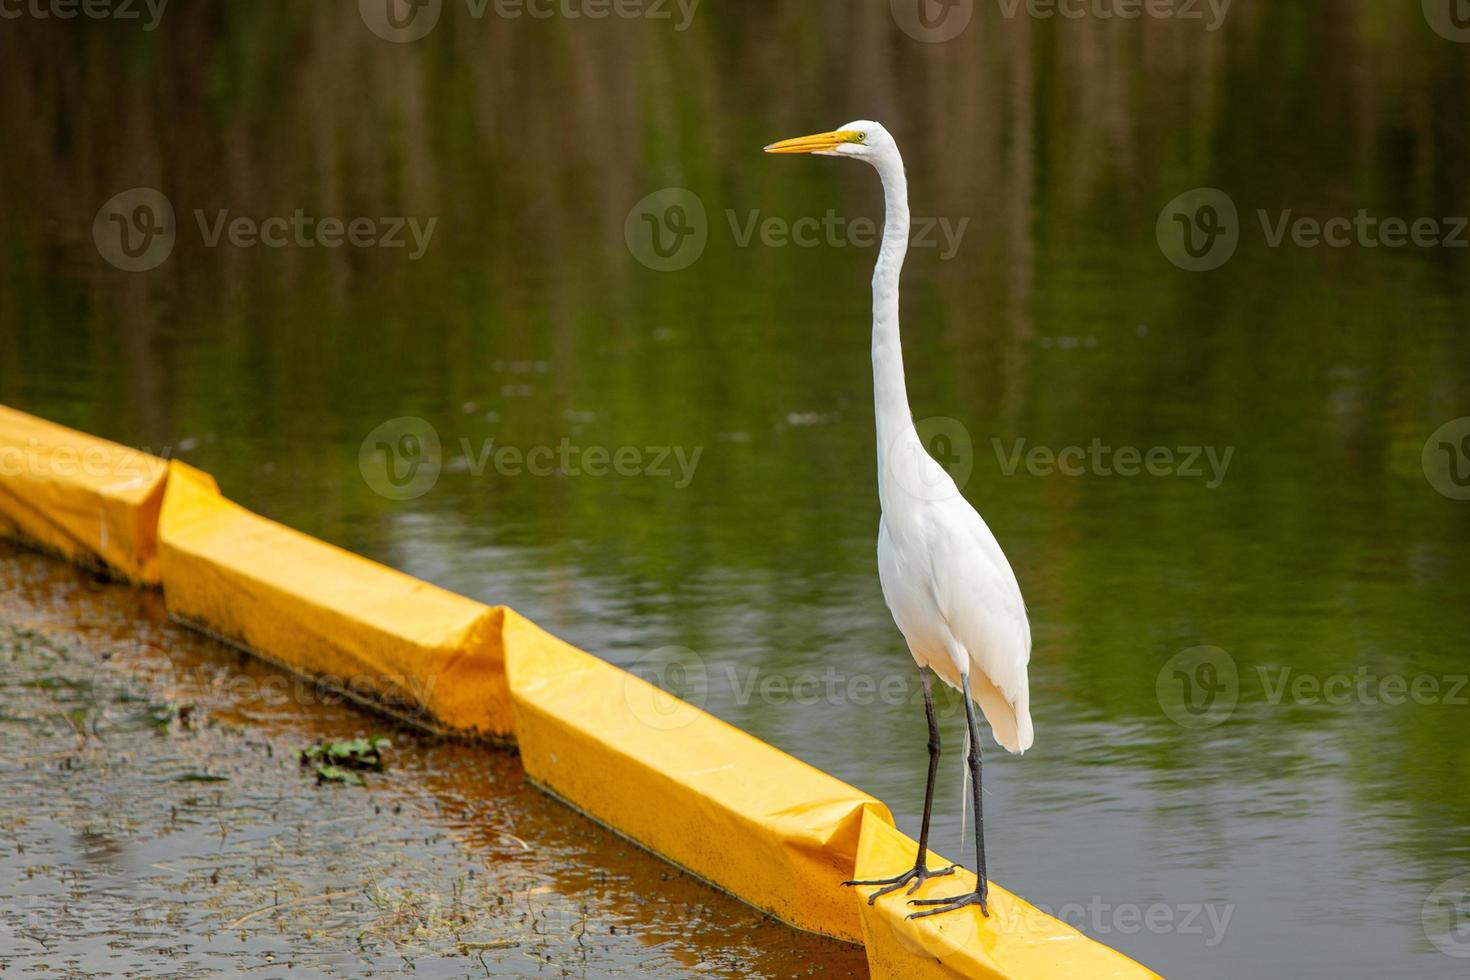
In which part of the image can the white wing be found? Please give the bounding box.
[925,495,1033,753]
[879,464,1033,754]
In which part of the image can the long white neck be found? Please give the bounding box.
[871,153,916,509]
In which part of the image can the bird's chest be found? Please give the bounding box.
[876,515,951,657]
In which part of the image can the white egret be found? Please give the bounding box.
[765,122,1033,919]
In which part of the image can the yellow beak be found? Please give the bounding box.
[764,130,861,154]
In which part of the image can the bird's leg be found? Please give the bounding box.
[909,670,989,918]
[843,668,957,905]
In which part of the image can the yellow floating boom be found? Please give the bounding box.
[0,404,1162,979]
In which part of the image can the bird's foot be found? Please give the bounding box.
[907,886,989,919]
[842,862,958,905]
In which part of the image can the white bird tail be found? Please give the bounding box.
[959,723,971,853]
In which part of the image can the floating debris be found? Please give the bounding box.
[312,765,364,787]
[174,771,228,782]
[784,411,838,427]
[296,735,391,786]
[147,701,199,734]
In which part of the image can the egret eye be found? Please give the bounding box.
[857,133,868,143]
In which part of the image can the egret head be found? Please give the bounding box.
[764,120,895,166]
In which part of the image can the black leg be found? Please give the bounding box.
[908,670,990,918]
[843,668,956,903]
[916,668,944,861]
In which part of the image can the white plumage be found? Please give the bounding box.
[768,119,1032,918]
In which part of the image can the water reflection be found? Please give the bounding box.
[0,542,866,976]
[2,3,1469,976]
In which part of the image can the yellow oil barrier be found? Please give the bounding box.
[157,461,514,739]
[854,818,1162,979]
[503,608,891,943]
[0,405,169,585]
[0,404,1161,978]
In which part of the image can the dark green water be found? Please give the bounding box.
[3,3,1469,976]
